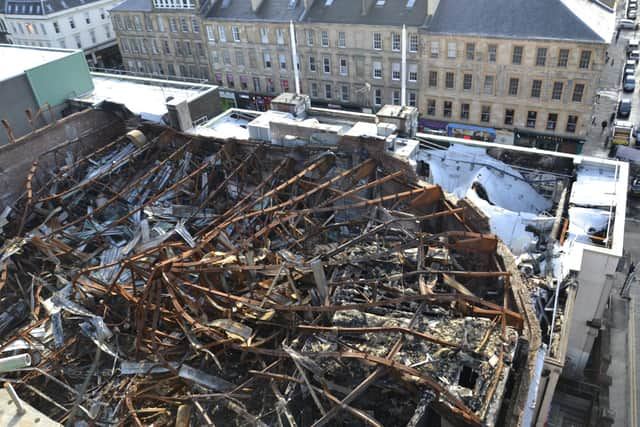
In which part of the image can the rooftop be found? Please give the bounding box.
[3,0,104,16]
[303,0,429,27]
[71,72,217,122]
[109,0,152,13]
[0,44,76,81]
[427,0,614,43]
[205,0,305,22]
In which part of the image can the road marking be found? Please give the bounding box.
[631,305,637,427]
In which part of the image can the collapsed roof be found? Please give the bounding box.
[0,124,534,426]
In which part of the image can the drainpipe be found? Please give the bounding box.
[290,20,301,95]
[401,24,407,106]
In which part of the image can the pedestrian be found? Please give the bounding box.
[610,112,616,124]
[612,58,615,66]
[606,56,610,64]
[617,29,621,41]
[592,115,597,125]
[601,120,608,133]
[605,134,611,147]
[596,93,600,103]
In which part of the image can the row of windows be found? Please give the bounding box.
[423,100,579,132]
[121,37,205,58]
[9,9,108,37]
[15,26,109,49]
[126,59,206,79]
[113,15,198,34]
[423,71,586,102]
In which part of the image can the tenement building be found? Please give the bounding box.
[109,0,614,151]
[0,0,122,66]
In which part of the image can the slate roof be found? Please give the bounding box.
[205,0,305,22]
[3,0,103,15]
[427,0,613,43]
[110,0,152,12]
[304,0,429,27]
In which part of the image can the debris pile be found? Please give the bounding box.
[0,128,524,426]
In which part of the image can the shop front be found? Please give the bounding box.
[446,123,496,142]
[514,128,584,154]
[418,118,448,134]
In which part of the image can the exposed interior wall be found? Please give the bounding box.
[187,88,222,124]
[0,108,124,206]
[0,74,44,146]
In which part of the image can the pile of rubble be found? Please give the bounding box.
[0,127,525,426]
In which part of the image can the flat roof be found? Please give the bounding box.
[0,44,77,81]
[73,73,217,122]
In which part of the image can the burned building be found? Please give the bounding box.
[0,105,544,426]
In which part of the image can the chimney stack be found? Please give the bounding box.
[361,0,374,15]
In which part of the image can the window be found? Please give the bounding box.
[85,12,91,24]
[170,18,177,32]
[325,83,332,99]
[235,50,244,66]
[53,21,60,33]
[408,92,417,106]
[552,82,563,100]
[429,70,437,87]
[508,78,519,96]
[579,50,591,69]
[531,80,542,98]
[339,57,348,75]
[232,26,240,42]
[253,77,261,92]
[40,23,47,35]
[460,103,470,120]
[392,90,401,105]
[566,115,578,133]
[447,42,456,58]
[536,47,547,66]
[512,46,523,64]
[168,63,175,75]
[69,17,75,30]
[281,79,290,92]
[466,43,475,60]
[427,99,436,116]
[338,31,346,48]
[133,16,142,31]
[374,88,382,106]
[488,44,497,62]
[163,40,170,54]
[341,85,349,102]
[430,41,439,58]
[180,17,189,32]
[121,39,130,53]
[157,17,165,32]
[306,29,314,46]
[373,32,382,50]
[156,63,164,75]
[74,34,81,48]
[505,109,514,125]
[323,56,331,73]
[527,111,537,128]
[144,16,153,31]
[206,25,215,41]
[279,53,287,70]
[572,83,585,102]
[409,33,418,52]
[463,73,472,90]
[151,39,159,55]
[409,64,418,82]
[558,49,569,67]
[481,106,491,122]
[196,42,203,57]
[276,28,285,44]
[248,50,257,68]
[373,61,382,79]
[218,26,226,42]
[309,56,316,72]
[267,78,275,93]
[392,63,401,80]
[321,30,329,47]
[185,41,192,55]
[105,24,111,39]
[445,71,455,89]
[226,73,235,88]
[483,75,494,95]
[547,113,557,130]
[89,30,96,44]
[443,101,452,117]
[310,82,318,97]
[259,27,268,43]
[392,32,400,51]
[263,52,271,69]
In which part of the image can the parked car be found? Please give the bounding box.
[628,9,637,19]
[629,176,640,196]
[625,75,637,92]
[629,50,640,62]
[625,61,636,77]
[619,98,633,117]
[629,38,640,52]
[620,19,637,29]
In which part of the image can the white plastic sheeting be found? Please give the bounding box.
[566,206,611,245]
[418,144,554,255]
[570,164,618,208]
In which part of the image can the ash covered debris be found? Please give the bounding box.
[0,125,529,426]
